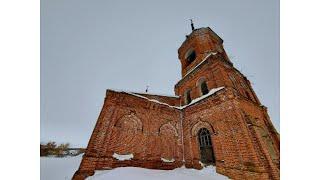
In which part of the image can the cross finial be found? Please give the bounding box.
[190,19,195,31]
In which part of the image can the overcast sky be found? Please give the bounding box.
[41,0,279,147]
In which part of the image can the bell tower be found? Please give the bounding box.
[174,25,260,106]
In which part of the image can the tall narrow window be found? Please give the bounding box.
[185,90,192,105]
[198,128,215,164]
[200,81,209,95]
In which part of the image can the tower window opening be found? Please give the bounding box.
[200,81,209,95]
[185,90,192,105]
[187,51,196,63]
[185,49,196,66]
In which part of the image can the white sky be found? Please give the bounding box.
[41,0,279,147]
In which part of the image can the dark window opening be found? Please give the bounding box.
[198,128,211,147]
[198,128,215,164]
[185,90,192,104]
[186,50,196,64]
[200,81,209,95]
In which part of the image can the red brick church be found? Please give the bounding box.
[73,24,280,180]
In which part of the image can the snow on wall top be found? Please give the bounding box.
[135,92,179,98]
[108,87,224,110]
[108,88,179,98]
[183,52,218,78]
[178,87,224,109]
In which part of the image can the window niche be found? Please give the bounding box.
[197,78,209,96]
[200,81,209,95]
[184,89,192,105]
[185,49,196,66]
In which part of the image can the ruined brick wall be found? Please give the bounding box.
[236,97,280,179]
[73,90,184,179]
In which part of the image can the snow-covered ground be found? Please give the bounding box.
[40,155,229,180]
[40,155,82,180]
[88,165,229,180]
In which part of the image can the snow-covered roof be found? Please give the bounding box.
[178,87,224,109]
[108,88,178,98]
[125,92,179,109]
[135,92,179,98]
[108,87,225,110]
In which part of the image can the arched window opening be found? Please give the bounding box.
[198,128,215,164]
[185,49,196,66]
[187,50,196,63]
[198,128,212,147]
[200,81,209,95]
[184,90,192,105]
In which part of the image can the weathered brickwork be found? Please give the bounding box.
[73,27,280,180]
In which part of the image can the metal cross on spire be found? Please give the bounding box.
[190,19,195,31]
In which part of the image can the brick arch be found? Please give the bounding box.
[183,88,193,105]
[196,77,207,87]
[159,122,178,136]
[191,120,214,137]
[184,48,195,59]
[110,114,144,155]
[196,77,209,96]
[159,122,179,160]
[115,113,143,133]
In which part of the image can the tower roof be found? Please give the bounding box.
[180,27,223,52]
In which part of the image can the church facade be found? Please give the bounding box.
[73,26,280,180]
